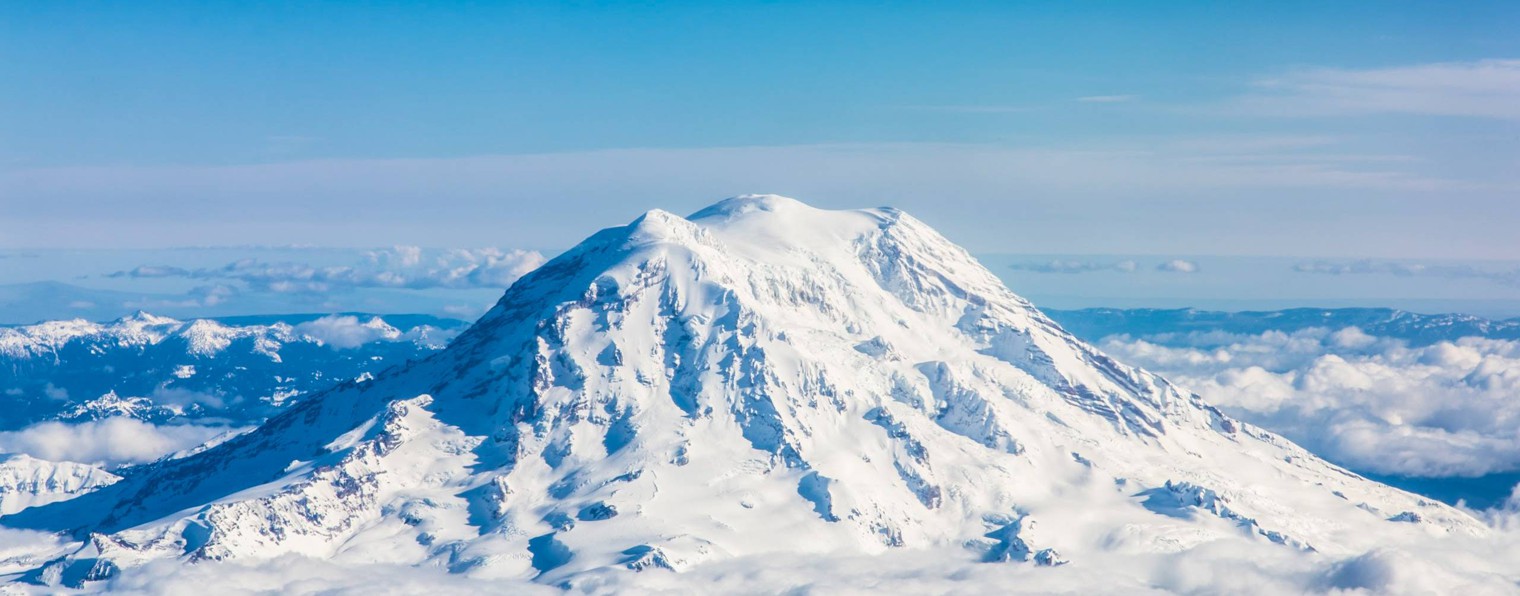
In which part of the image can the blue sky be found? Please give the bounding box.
[2,2,1518,316]
[4,2,1515,165]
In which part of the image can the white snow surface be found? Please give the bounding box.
[0,456,118,517]
[0,312,443,362]
[1,195,1510,591]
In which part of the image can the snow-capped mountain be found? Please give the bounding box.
[0,455,119,517]
[0,313,464,430]
[1,196,1488,588]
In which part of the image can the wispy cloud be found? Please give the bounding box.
[1294,260,1520,287]
[122,284,237,309]
[1,140,1494,254]
[1076,95,1137,103]
[110,246,545,294]
[1010,259,1138,274]
[1236,59,1520,120]
[1010,258,1202,275]
[895,105,1038,113]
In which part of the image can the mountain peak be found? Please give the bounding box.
[114,311,179,326]
[623,208,705,247]
[590,196,914,265]
[687,193,810,221]
[4,196,1486,589]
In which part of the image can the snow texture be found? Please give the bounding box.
[0,196,1506,591]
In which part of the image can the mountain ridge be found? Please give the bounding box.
[1046,306,1520,347]
[0,312,464,431]
[2,195,1486,588]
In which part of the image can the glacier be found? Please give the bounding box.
[0,195,1511,591]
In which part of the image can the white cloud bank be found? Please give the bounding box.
[291,314,459,350]
[96,527,1520,595]
[1099,327,1520,477]
[0,418,238,468]
[292,315,403,350]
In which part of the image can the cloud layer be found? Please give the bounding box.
[1099,327,1520,477]
[1009,259,1139,274]
[1240,59,1520,120]
[7,137,1500,258]
[0,418,239,467]
[1008,258,1199,274]
[1295,259,1520,287]
[97,527,1520,595]
[111,246,545,294]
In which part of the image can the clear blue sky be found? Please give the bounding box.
[2,2,1518,260]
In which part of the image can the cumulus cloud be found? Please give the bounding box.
[293,315,401,350]
[110,246,546,294]
[1238,59,1520,120]
[1099,327,1520,477]
[1010,259,1139,274]
[1156,259,1199,273]
[1294,259,1520,287]
[0,418,239,468]
[289,315,462,350]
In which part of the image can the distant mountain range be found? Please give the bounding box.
[0,312,465,430]
[1044,307,1520,346]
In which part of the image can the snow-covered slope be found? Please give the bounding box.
[2,196,1488,588]
[0,313,463,430]
[0,456,119,517]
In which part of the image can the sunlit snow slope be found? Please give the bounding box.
[2,196,1484,588]
[0,456,119,517]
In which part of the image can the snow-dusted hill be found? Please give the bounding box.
[0,196,1500,590]
[0,313,463,430]
[0,456,119,517]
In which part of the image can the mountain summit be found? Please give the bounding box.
[4,195,1482,587]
